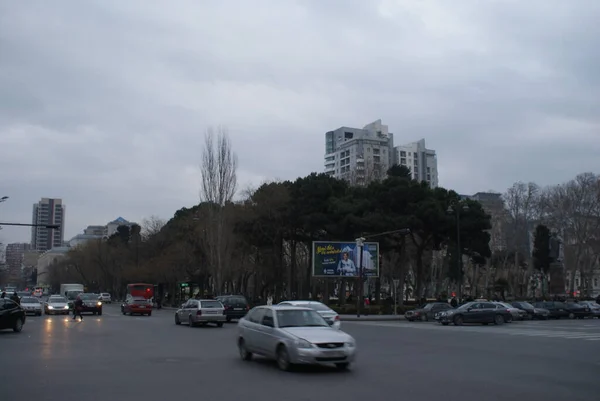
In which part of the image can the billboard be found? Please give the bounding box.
[312,241,379,277]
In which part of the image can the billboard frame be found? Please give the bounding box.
[312,240,380,278]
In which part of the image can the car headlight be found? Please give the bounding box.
[48,306,54,309]
[97,302,102,306]
[345,341,356,348]
[294,339,313,349]
[64,305,69,309]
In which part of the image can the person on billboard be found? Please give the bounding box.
[336,252,357,276]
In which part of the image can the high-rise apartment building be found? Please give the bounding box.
[31,198,65,252]
[5,243,31,284]
[394,139,438,188]
[324,120,395,185]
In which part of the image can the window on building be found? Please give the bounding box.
[595,278,598,287]
[576,279,579,286]
[400,151,406,157]
[400,158,406,164]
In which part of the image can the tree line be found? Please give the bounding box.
[46,130,600,305]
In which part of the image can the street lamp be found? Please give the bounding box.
[447,202,469,300]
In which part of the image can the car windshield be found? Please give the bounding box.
[517,302,534,308]
[21,297,39,303]
[421,303,434,310]
[65,291,81,300]
[201,301,222,308]
[297,303,331,312]
[50,297,67,303]
[497,302,512,308]
[80,294,98,300]
[276,309,329,328]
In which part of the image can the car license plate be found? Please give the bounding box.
[328,351,344,358]
[139,306,145,308]
[234,308,243,310]
[205,311,217,314]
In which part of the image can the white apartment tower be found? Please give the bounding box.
[395,139,438,188]
[324,120,395,185]
[31,198,65,252]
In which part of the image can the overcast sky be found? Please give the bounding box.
[1,0,599,245]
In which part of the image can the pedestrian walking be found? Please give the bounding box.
[10,292,20,305]
[73,295,84,321]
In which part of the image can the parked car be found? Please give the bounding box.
[78,293,103,315]
[405,302,453,322]
[237,305,357,371]
[438,301,511,326]
[532,301,569,319]
[579,301,600,318]
[45,296,70,315]
[511,301,550,320]
[175,299,226,327]
[278,300,341,329]
[121,296,153,316]
[98,293,112,304]
[564,302,593,319]
[215,295,250,322]
[20,297,43,316]
[493,301,526,321]
[0,298,26,332]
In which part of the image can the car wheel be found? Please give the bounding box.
[238,338,253,361]
[335,362,350,371]
[97,310,102,316]
[494,314,504,325]
[175,314,181,325]
[568,312,575,319]
[441,322,449,326]
[226,316,232,323]
[216,322,223,327]
[13,318,24,332]
[420,315,428,322]
[453,315,463,326]
[276,345,292,371]
[147,312,152,317]
[188,316,194,327]
[504,315,512,323]
[37,312,42,316]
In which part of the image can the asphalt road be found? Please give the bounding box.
[1,305,599,401]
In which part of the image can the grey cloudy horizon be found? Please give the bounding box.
[1,0,599,245]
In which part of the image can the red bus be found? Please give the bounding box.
[127,283,154,300]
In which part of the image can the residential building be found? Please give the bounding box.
[36,247,70,287]
[5,243,31,284]
[31,198,65,252]
[69,225,106,247]
[394,139,438,188]
[68,219,137,248]
[324,119,395,185]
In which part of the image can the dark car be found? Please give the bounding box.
[0,298,26,332]
[438,301,511,326]
[564,302,592,319]
[405,302,453,321]
[532,301,569,319]
[78,293,103,315]
[215,295,249,322]
[511,301,550,320]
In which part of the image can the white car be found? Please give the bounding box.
[98,293,112,303]
[45,296,70,315]
[237,305,356,371]
[20,297,43,316]
[278,300,341,329]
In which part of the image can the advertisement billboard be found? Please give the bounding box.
[312,241,380,277]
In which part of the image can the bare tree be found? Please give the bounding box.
[502,182,540,296]
[199,127,238,295]
[141,216,166,241]
[200,127,238,206]
[541,173,600,296]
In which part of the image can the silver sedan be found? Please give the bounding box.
[237,305,356,371]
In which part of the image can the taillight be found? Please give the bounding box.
[246,305,250,311]
[224,305,231,310]
[506,309,510,313]
[334,315,340,321]
[196,310,202,316]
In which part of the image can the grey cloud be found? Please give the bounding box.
[1,0,599,244]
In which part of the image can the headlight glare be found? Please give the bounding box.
[295,339,313,349]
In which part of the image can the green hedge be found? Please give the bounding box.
[327,304,416,315]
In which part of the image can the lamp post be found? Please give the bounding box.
[447,202,469,300]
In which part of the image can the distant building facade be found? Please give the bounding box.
[5,243,31,285]
[324,120,395,185]
[31,198,65,252]
[36,247,70,287]
[68,218,137,248]
[394,139,438,188]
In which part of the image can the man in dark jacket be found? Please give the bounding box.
[10,292,20,304]
[73,295,84,321]
[1,291,6,298]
